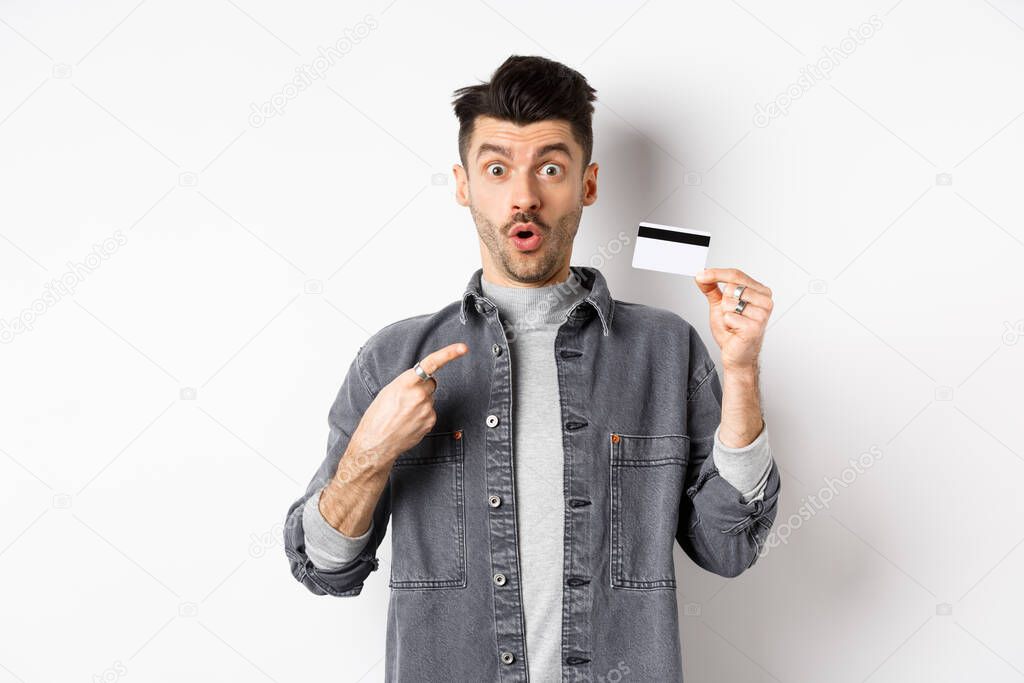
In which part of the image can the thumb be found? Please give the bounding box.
[694,270,722,304]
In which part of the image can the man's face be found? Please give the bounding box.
[454,116,598,285]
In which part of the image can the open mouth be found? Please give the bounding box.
[509,226,543,252]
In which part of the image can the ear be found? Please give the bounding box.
[582,162,598,207]
[453,164,470,207]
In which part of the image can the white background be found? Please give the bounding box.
[1,1,1023,681]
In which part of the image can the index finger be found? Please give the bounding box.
[418,342,469,376]
[699,268,770,295]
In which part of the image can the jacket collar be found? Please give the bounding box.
[459,265,615,336]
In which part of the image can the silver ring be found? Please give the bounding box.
[734,299,748,314]
[732,284,746,300]
[413,362,432,382]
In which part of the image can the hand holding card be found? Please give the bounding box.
[694,267,774,371]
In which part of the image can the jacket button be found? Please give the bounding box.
[493,572,507,586]
[491,343,502,356]
[488,495,501,507]
[453,430,462,440]
[500,651,515,665]
[486,414,499,428]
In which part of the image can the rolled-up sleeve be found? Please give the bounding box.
[302,489,374,570]
[676,335,781,578]
[712,420,773,503]
[283,346,391,596]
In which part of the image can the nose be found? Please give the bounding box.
[509,171,541,215]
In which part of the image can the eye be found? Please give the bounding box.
[540,163,562,177]
[486,163,506,177]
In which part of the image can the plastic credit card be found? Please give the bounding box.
[631,221,711,277]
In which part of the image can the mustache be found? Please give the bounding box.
[506,216,547,232]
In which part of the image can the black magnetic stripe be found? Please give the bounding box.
[637,225,710,247]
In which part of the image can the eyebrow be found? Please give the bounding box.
[476,142,573,162]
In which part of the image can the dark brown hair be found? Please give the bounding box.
[451,55,598,173]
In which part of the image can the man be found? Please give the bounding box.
[284,55,780,682]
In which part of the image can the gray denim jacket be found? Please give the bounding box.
[283,265,781,682]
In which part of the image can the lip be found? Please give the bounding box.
[508,225,543,252]
[508,222,543,252]
[507,222,539,237]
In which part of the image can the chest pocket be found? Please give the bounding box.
[609,432,688,590]
[388,429,467,590]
